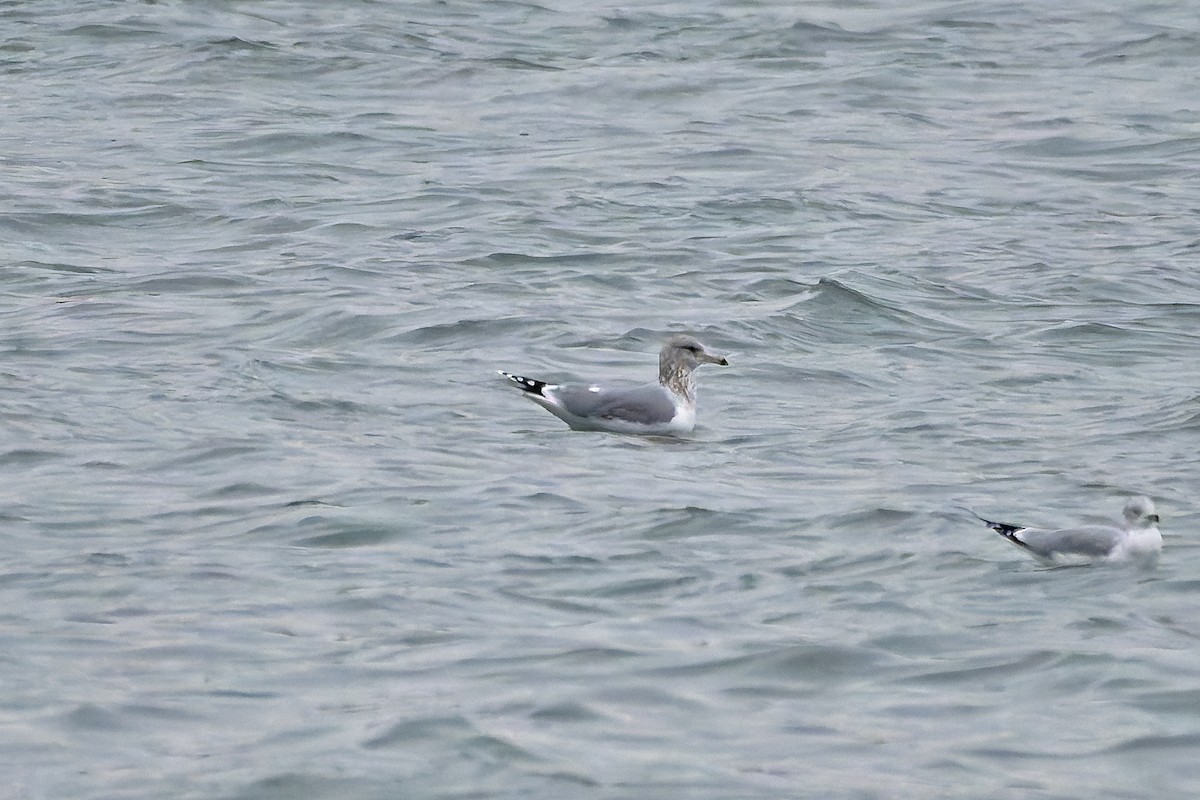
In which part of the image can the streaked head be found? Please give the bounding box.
[660,335,728,373]
[1123,496,1159,528]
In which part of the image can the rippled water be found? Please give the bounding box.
[5,1,1200,798]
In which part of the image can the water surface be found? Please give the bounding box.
[4,1,1200,798]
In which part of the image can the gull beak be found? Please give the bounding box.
[703,351,729,366]
[1148,514,1160,524]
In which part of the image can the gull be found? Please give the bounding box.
[498,335,728,435]
[977,496,1162,565]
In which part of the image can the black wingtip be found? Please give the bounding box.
[498,371,548,396]
[960,506,1033,550]
[982,519,1031,549]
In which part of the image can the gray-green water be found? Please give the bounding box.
[4,1,1200,798]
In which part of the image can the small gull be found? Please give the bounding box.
[498,334,728,435]
[977,496,1162,565]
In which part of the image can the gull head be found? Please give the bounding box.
[658,335,727,400]
[660,335,728,374]
[1123,496,1159,529]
